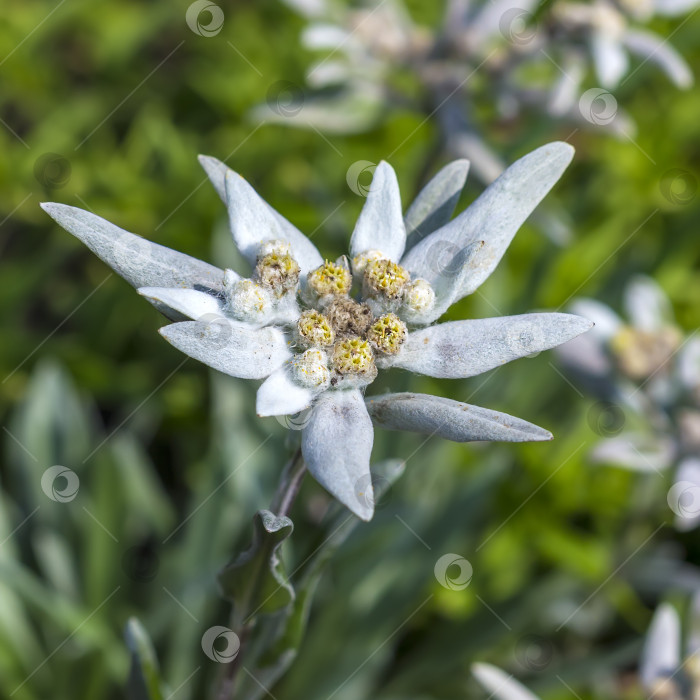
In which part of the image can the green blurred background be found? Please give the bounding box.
[1,1,700,698]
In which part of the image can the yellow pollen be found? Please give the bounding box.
[297,310,335,347]
[331,336,376,377]
[307,260,352,299]
[364,258,410,299]
[367,313,407,355]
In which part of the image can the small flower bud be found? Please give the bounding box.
[402,278,435,316]
[367,313,407,355]
[325,297,373,337]
[363,258,410,300]
[330,336,377,384]
[255,251,300,297]
[297,310,335,347]
[352,249,384,276]
[292,349,331,389]
[610,325,682,380]
[307,259,352,301]
[259,239,292,257]
[227,279,273,322]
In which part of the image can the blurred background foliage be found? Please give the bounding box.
[1,0,700,698]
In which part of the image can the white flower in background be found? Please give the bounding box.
[42,142,592,520]
[472,662,542,700]
[472,598,700,700]
[641,597,700,700]
[557,276,700,529]
[554,0,697,89]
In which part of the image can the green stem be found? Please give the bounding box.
[214,448,306,700]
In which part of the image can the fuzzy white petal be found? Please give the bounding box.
[198,155,323,274]
[472,663,541,700]
[390,314,593,379]
[256,366,316,417]
[350,161,406,262]
[41,203,225,313]
[159,320,291,379]
[138,287,225,321]
[366,393,552,442]
[640,604,681,688]
[302,390,374,520]
[401,143,574,309]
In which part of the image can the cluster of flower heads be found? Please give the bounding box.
[261,0,697,189]
[472,595,700,700]
[42,142,592,520]
[557,276,700,530]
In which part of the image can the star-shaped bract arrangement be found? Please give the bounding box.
[42,142,591,520]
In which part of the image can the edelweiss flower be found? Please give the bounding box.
[557,276,700,529]
[42,142,591,520]
[554,0,696,89]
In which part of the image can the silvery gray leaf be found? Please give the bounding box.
[591,32,629,88]
[301,389,374,521]
[589,434,675,472]
[199,155,323,274]
[349,160,406,262]
[224,170,323,274]
[390,313,593,378]
[640,603,681,688]
[256,365,316,417]
[41,203,225,305]
[403,159,470,250]
[623,29,693,88]
[138,287,225,321]
[249,86,386,135]
[472,663,541,700]
[401,142,574,301]
[366,393,552,442]
[159,320,291,379]
[678,337,700,391]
